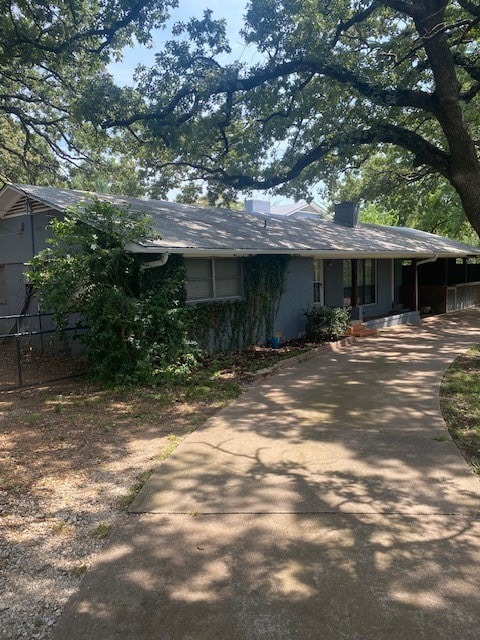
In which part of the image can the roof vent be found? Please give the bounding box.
[245,199,271,215]
[334,202,360,228]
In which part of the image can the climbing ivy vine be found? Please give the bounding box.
[188,255,291,352]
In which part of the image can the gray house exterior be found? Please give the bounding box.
[1,183,480,345]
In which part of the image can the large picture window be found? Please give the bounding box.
[0,266,6,304]
[185,258,243,302]
[343,259,376,306]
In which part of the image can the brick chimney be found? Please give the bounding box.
[245,199,271,215]
[334,202,360,228]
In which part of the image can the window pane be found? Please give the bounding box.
[185,259,212,279]
[185,259,213,301]
[216,278,242,298]
[360,286,375,305]
[215,258,241,278]
[358,260,375,304]
[343,260,352,306]
[185,258,242,302]
[186,279,213,301]
[364,259,374,285]
[343,260,352,286]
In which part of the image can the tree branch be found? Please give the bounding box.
[105,57,436,131]
[4,0,158,55]
[156,123,450,191]
[332,1,380,46]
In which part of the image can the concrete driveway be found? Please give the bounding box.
[52,310,480,639]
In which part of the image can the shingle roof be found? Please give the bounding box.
[1,183,479,259]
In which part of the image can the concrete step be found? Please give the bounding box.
[345,323,378,338]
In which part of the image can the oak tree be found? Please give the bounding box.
[0,0,177,182]
[103,1,480,237]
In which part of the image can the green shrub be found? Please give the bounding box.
[304,305,351,341]
[28,201,198,384]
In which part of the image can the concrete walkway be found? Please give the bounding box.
[52,310,480,639]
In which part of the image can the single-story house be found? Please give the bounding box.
[1,182,480,346]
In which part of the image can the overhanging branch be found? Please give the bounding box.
[156,123,450,190]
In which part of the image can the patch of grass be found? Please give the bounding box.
[91,523,113,539]
[156,433,183,462]
[71,564,88,578]
[441,346,480,472]
[119,469,153,508]
[22,412,43,426]
[50,520,74,535]
[190,415,208,427]
[100,422,115,433]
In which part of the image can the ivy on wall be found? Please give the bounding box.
[188,255,291,351]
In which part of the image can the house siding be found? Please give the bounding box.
[1,263,29,317]
[274,257,314,339]
[0,210,58,316]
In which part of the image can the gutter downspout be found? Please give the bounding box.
[415,255,438,311]
[139,254,169,271]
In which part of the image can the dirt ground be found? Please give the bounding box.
[0,379,236,640]
[0,339,325,639]
[2,332,477,639]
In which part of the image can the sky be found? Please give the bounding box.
[109,0,250,86]
[108,0,327,206]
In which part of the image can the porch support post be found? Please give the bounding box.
[414,260,419,312]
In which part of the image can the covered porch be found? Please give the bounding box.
[400,257,480,315]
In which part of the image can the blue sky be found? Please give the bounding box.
[108,1,327,206]
[110,0,249,86]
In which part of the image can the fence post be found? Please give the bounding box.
[15,317,23,387]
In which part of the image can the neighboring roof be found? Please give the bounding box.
[270,201,329,217]
[1,183,479,259]
[270,200,328,218]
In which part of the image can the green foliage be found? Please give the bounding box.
[304,305,351,342]
[28,201,197,383]
[189,255,291,351]
[329,151,479,244]
[100,1,480,237]
[68,158,148,197]
[441,346,480,471]
[0,0,177,181]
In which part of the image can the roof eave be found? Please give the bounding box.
[125,244,480,259]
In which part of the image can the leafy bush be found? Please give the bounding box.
[28,200,198,383]
[304,305,351,341]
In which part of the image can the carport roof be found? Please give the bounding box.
[1,182,479,259]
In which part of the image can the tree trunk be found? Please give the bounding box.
[412,2,480,239]
[448,170,480,239]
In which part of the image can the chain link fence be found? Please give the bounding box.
[0,313,88,390]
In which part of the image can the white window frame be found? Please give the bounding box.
[313,259,324,305]
[185,258,244,303]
